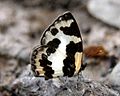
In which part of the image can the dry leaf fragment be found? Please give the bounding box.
[84,46,108,58]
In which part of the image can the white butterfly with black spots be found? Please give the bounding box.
[30,12,85,80]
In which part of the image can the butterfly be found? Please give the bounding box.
[30,12,85,80]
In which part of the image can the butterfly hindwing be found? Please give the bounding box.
[31,45,55,79]
[31,12,83,80]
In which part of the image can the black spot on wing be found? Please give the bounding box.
[60,22,81,37]
[39,53,54,79]
[51,28,58,36]
[63,41,83,76]
[39,53,52,67]
[43,66,54,80]
[66,41,83,54]
[47,38,61,48]
[46,38,61,56]
[63,56,75,77]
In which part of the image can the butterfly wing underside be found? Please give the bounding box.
[31,12,83,80]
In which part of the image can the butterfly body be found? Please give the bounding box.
[31,12,83,80]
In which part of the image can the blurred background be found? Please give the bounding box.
[0,0,120,95]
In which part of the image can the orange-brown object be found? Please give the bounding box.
[84,46,108,58]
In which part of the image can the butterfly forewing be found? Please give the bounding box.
[31,12,83,80]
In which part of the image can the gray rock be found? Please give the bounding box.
[0,58,18,86]
[87,0,120,29]
[107,62,120,86]
[11,65,119,96]
[103,61,120,94]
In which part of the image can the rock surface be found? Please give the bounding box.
[107,62,120,86]
[11,65,119,96]
[87,0,120,29]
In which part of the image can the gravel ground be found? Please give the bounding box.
[0,0,120,96]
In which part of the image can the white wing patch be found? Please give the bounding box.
[55,19,73,28]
